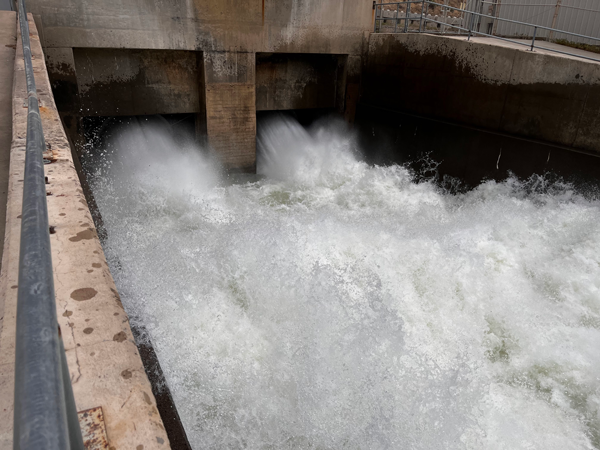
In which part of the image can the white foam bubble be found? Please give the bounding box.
[89,117,600,449]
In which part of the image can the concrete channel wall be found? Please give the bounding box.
[0,14,170,449]
[363,33,600,155]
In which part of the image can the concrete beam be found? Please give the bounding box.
[25,0,372,56]
[204,51,256,172]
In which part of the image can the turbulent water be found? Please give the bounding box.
[87,116,600,449]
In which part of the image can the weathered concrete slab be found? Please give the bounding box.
[364,33,600,155]
[0,13,170,449]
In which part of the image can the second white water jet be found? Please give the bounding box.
[89,115,600,449]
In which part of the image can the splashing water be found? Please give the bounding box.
[88,116,600,449]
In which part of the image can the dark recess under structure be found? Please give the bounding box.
[356,103,600,190]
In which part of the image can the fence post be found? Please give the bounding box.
[467,2,475,41]
[549,0,562,41]
[373,1,378,32]
[419,0,425,32]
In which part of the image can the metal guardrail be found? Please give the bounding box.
[13,1,84,449]
[373,0,600,64]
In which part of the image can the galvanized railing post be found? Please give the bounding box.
[467,6,474,41]
[394,2,399,33]
[419,0,425,32]
[373,1,378,33]
[404,1,410,32]
[531,26,537,51]
[13,0,85,449]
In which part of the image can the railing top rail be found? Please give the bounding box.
[13,1,84,449]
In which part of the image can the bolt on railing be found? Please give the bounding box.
[373,0,600,64]
[13,0,84,449]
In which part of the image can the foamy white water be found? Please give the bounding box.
[88,116,600,449]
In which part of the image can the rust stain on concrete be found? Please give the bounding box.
[78,406,110,449]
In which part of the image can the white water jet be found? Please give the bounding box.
[89,116,600,450]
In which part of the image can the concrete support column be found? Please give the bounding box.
[195,51,208,147]
[343,55,361,124]
[203,51,256,172]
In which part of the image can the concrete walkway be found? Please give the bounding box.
[0,10,16,345]
[445,35,600,64]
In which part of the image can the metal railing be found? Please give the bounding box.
[13,0,84,449]
[373,0,600,64]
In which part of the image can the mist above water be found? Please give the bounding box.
[88,115,600,449]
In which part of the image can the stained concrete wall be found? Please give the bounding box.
[363,33,600,155]
[256,53,342,111]
[73,48,201,117]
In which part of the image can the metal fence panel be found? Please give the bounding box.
[493,0,600,44]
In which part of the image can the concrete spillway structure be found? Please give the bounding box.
[2,1,600,449]
[22,0,600,171]
[29,0,370,172]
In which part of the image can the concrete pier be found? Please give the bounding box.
[204,51,257,172]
